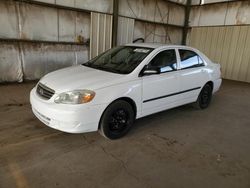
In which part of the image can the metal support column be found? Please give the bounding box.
[182,0,191,45]
[112,0,119,47]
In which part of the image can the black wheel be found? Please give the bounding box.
[99,100,135,139]
[195,83,213,109]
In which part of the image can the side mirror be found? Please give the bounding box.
[139,66,160,76]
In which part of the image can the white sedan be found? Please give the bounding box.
[30,43,222,139]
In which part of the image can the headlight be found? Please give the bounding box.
[54,90,95,104]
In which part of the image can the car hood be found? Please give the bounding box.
[40,65,125,93]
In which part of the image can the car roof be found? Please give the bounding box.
[124,43,211,64]
[125,43,191,49]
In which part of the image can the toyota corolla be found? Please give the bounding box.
[30,43,222,139]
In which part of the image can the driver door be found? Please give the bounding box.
[141,49,180,116]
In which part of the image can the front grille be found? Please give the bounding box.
[36,83,55,100]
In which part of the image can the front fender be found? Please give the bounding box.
[93,79,142,118]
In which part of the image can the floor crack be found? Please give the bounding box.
[99,145,142,183]
[82,136,151,187]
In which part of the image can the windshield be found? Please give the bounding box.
[82,46,153,74]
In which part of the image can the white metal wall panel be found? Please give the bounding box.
[76,12,91,43]
[0,42,23,82]
[0,1,19,39]
[133,21,183,44]
[75,0,113,13]
[188,26,250,83]
[191,0,200,5]
[22,43,88,80]
[55,0,75,7]
[0,41,89,82]
[199,4,227,26]
[226,2,250,25]
[168,3,185,26]
[167,27,183,45]
[189,1,250,27]
[23,44,74,80]
[34,0,113,13]
[117,17,135,45]
[0,1,91,82]
[0,1,91,43]
[90,12,112,59]
[119,0,185,26]
[19,4,58,41]
[59,10,76,42]
[58,10,90,43]
[133,21,145,41]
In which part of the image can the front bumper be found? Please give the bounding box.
[30,88,107,133]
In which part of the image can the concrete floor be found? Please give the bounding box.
[0,80,250,188]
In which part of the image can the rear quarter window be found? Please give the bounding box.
[179,50,204,69]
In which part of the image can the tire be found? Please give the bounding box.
[99,100,135,139]
[195,83,213,109]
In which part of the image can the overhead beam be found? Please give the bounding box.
[0,38,88,45]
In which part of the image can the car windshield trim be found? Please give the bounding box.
[82,46,153,74]
[83,63,124,74]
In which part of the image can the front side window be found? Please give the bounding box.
[148,49,177,73]
[179,50,204,69]
[83,46,153,74]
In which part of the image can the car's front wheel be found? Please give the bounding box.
[195,83,213,109]
[99,100,135,139]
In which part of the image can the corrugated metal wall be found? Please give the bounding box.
[33,0,114,13]
[0,1,91,43]
[0,1,91,82]
[188,0,250,83]
[188,26,250,83]
[119,0,185,27]
[117,16,134,45]
[134,21,183,44]
[90,12,112,59]
[191,0,241,6]
[189,1,250,27]
[119,0,185,45]
[0,0,185,83]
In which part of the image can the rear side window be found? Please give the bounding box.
[179,50,204,69]
[148,49,177,73]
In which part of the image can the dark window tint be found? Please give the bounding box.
[148,50,177,73]
[179,50,204,69]
[82,46,152,74]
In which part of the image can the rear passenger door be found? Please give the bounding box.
[177,49,207,103]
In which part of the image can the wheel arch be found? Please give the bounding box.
[205,81,214,90]
[98,97,137,129]
[196,81,214,101]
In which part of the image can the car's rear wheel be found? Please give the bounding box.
[99,100,135,139]
[195,83,213,109]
